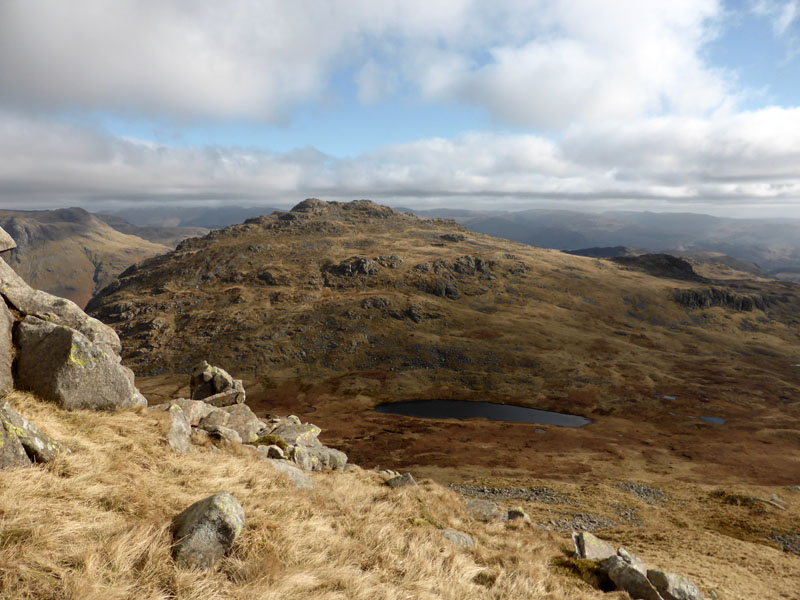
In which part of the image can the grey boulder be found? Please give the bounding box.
[602,555,664,600]
[464,498,502,522]
[172,493,245,569]
[166,404,191,454]
[442,529,476,550]
[15,316,146,411]
[573,531,617,561]
[0,417,31,468]
[190,361,245,404]
[0,226,16,253]
[386,473,417,488]
[149,399,216,426]
[264,458,314,490]
[0,301,13,396]
[289,444,347,471]
[647,569,705,600]
[0,401,66,462]
[270,422,322,447]
[221,404,264,443]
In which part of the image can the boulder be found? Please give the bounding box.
[0,401,66,462]
[270,422,322,447]
[572,531,617,561]
[190,361,245,404]
[221,404,264,443]
[201,389,245,408]
[386,473,417,488]
[264,458,314,490]
[0,301,13,395]
[0,226,16,253]
[15,316,146,411]
[647,569,705,600]
[198,409,230,431]
[205,425,242,445]
[464,498,502,522]
[504,508,530,522]
[148,399,216,426]
[442,529,476,549]
[0,417,31,468]
[288,445,347,471]
[166,404,191,454]
[171,493,245,569]
[0,259,121,356]
[601,555,664,600]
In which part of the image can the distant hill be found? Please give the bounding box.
[0,207,170,307]
[107,204,284,230]
[457,209,800,279]
[96,213,208,248]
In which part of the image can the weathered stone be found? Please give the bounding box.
[0,259,121,356]
[504,508,530,522]
[261,444,285,459]
[170,399,216,425]
[264,458,314,490]
[205,425,242,445]
[15,316,146,411]
[0,418,32,468]
[0,401,66,462]
[386,473,417,488]
[190,361,245,403]
[198,409,230,431]
[0,226,16,253]
[573,531,617,561]
[464,498,502,522]
[270,422,322,447]
[0,301,13,396]
[201,389,245,407]
[221,404,264,443]
[166,404,191,453]
[307,446,348,470]
[647,569,705,600]
[171,493,245,569]
[602,555,664,600]
[442,529,476,549]
[618,546,648,575]
[190,427,211,444]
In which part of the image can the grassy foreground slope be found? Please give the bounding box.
[0,392,597,600]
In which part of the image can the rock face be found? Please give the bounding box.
[171,493,245,569]
[15,316,146,411]
[673,287,766,312]
[190,361,245,405]
[647,569,705,600]
[0,302,13,396]
[0,401,66,463]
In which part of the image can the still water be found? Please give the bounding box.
[375,400,591,427]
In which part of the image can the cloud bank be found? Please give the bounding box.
[1,1,799,216]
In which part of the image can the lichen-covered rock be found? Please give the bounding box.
[386,473,416,488]
[166,404,191,453]
[171,493,245,569]
[602,555,664,600]
[0,258,121,356]
[442,529,475,549]
[190,361,245,404]
[0,401,66,462]
[464,498,502,522]
[221,404,264,443]
[0,417,31,468]
[572,531,617,561]
[0,301,13,396]
[264,458,314,490]
[270,422,322,447]
[647,569,705,600]
[15,316,146,411]
[289,444,347,471]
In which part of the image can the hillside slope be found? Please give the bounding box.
[0,208,171,307]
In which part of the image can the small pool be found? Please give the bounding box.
[375,400,591,427]
[700,416,725,425]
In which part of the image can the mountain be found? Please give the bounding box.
[95,213,208,248]
[458,209,800,278]
[0,207,171,307]
[107,204,284,229]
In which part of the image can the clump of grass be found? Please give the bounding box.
[0,391,598,600]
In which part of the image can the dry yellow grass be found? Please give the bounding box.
[0,392,606,600]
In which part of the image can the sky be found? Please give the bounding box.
[1,0,800,216]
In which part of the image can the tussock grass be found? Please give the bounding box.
[0,392,600,599]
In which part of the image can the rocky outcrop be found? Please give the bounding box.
[673,287,767,312]
[171,493,245,569]
[329,256,380,276]
[573,531,704,600]
[15,316,146,411]
[610,254,706,282]
[190,361,245,405]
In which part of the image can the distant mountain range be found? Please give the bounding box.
[405,208,800,281]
